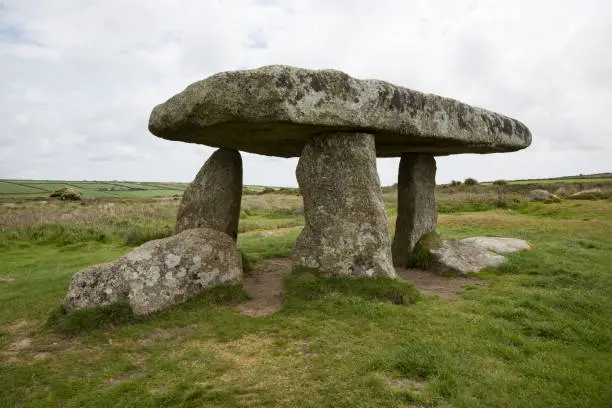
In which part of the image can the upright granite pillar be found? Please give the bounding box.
[293,133,396,278]
[175,148,242,241]
[392,153,437,266]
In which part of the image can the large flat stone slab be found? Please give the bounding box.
[460,237,531,253]
[149,65,532,157]
[63,228,243,316]
[430,236,531,275]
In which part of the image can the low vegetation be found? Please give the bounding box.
[1,182,611,407]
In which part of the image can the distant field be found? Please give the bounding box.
[0,180,279,199]
[1,174,610,200]
[481,176,612,185]
[501,178,612,185]
[0,181,47,194]
[0,180,186,199]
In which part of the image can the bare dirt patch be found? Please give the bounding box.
[396,267,486,300]
[9,337,32,351]
[236,259,291,317]
[237,258,485,316]
[1,319,34,335]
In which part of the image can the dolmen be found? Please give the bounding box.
[63,65,531,315]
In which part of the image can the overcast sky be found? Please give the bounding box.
[1,0,610,186]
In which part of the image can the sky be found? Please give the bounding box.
[1,0,610,187]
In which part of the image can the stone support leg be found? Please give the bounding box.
[175,148,242,240]
[292,133,396,278]
[391,153,437,266]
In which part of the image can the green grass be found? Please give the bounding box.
[1,198,611,407]
[0,181,47,194]
[140,183,186,190]
[25,183,75,192]
[0,180,188,198]
[111,190,183,198]
[106,182,169,190]
[68,182,119,189]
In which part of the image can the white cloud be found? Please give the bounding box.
[1,0,610,186]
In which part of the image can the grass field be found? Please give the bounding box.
[503,177,612,185]
[1,192,611,407]
[0,180,186,199]
[2,174,610,201]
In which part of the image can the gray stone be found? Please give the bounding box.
[62,228,243,315]
[175,148,242,240]
[63,261,128,312]
[528,189,561,202]
[121,228,242,315]
[392,153,437,266]
[430,240,507,275]
[430,236,531,275]
[149,65,532,158]
[570,188,602,198]
[292,133,396,278]
[460,237,531,253]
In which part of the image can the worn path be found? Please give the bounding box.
[237,258,486,316]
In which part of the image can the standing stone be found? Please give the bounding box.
[292,133,396,278]
[175,148,242,240]
[392,154,437,267]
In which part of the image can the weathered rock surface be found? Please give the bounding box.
[430,237,531,275]
[461,237,531,253]
[149,65,532,157]
[63,262,128,311]
[529,189,557,201]
[175,149,242,240]
[392,153,437,266]
[570,188,603,198]
[292,133,396,278]
[63,228,243,315]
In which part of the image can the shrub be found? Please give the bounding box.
[464,178,478,186]
[259,187,276,195]
[493,180,508,201]
[450,180,462,186]
[50,187,82,201]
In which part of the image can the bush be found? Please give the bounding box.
[259,187,276,195]
[464,178,478,186]
[450,180,462,186]
[50,187,82,201]
[493,180,508,201]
